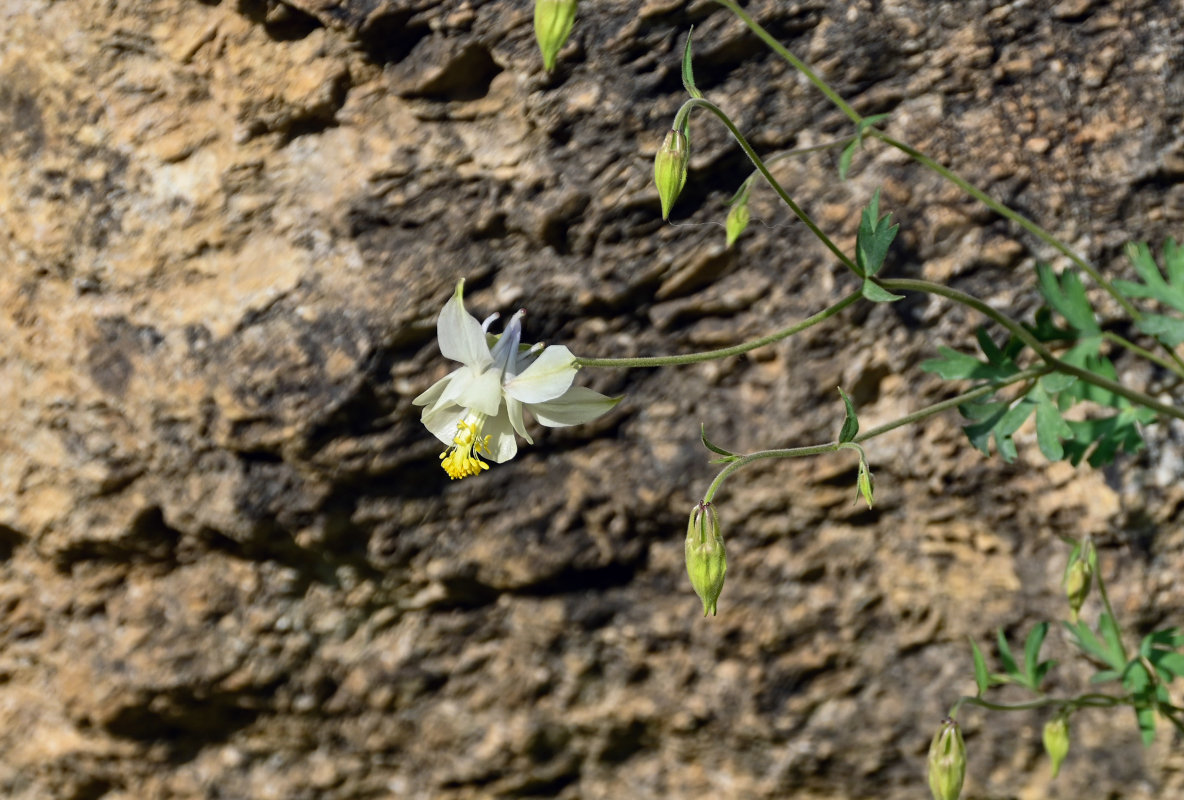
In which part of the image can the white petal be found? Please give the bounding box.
[529,385,622,428]
[422,403,466,445]
[412,374,452,407]
[503,345,577,403]
[506,396,533,444]
[438,366,502,416]
[484,410,519,463]
[437,280,493,369]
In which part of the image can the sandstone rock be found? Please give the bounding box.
[1,0,1182,798]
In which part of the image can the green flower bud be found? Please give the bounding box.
[654,129,689,220]
[1042,716,1070,779]
[725,200,750,247]
[1064,544,1093,622]
[534,0,578,71]
[927,717,966,800]
[685,501,726,616]
[856,456,874,509]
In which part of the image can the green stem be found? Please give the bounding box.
[702,367,1046,503]
[711,0,1184,375]
[949,692,1128,719]
[1092,554,1130,663]
[1102,331,1184,380]
[575,291,861,369]
[672,97,859,276]
[732,137,856,201]
[709,0,862,125]
[872,132,1141,321]
[879,278,1184,423]
[854,367,1050,442]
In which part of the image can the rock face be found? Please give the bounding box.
[1,0,1183,798]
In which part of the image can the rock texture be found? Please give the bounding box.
[1,0,1183,798]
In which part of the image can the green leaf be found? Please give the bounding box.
[1036,263,1100,335]
[1024,622,1049,686]
[837,387,859,443]
[838,139,858,181]
[856,113,891,135]
[997,629,1021,678]
[1035,392,1074,461]
[681,28,703,99]
[1040,372,1077,394]
[862,279,903,303]
[1099,613,1126,666]
[1151,651,1184,682]
[1091,669,1121,684]
[1114,240,1184,312]
[1135,313,1184,346]
[1064,619,1125,671]
[700,424,738,460]
[1032,659,1057,686]
[1061,408,1148,467]
[970,637,990,696]
[1145,627,1184,649]
[1136,704,1157,745]
[855,189,899,278]
[837,115,889,181]
[921,347,1015,381]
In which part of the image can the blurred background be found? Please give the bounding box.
[1,0,1182,797]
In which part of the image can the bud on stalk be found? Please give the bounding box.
[927,717,966,800]
[534,0,578,71]
[1043,716,1070,778]
[685,501,726,616]
[654,129,690,220]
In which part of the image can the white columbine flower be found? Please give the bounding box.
[413,280,621,480]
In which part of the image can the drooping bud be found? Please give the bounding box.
[1042,715,1070,778]
[856,456,874,509]
[725,199,750,247]
[534,0,578,71]
[927,717,966,800]
[654,129,689,220]
[685,501,726,616]
[1064,541,1094,622]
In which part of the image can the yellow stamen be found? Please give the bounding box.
[439,418,493,480]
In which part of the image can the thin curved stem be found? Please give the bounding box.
[710,0,862,125]
[1092,557,1130,663]
[711,0,1184,375]
[575,291,861,369]
[873,132,1142,321]
[949,692,1128,719]
[702,367,1047,503]
[879,278,1184,423]
[1102,331,1184,380]
[673,97,860,276]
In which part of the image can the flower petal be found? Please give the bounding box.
[412,374,452,408]
[422,402,466,445]
[503,345,577,403]
[529,385,622,428]
[439,365,502,416]
[484,410,519,463]
[506,396,533,444]
[438,280,493,369]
